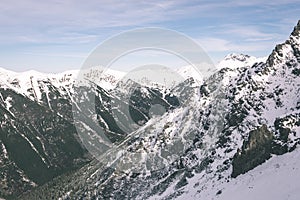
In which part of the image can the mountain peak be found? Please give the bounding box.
[267,21,300,67]
[223,53,252,61]
[291,20,300,37]
[218,53,266,70]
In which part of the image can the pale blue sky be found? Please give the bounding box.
[0,0,299,72]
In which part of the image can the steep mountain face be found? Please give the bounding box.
[20,21,300,200]
[0,77,89,198]
[0,66,184,198]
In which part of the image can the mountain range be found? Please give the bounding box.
[0,20,299,199]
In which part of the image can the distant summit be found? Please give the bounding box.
[218,53,267,69]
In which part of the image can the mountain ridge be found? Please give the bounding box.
[19,20,300,200]
[0,20,299,199]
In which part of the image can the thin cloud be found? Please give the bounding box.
[0,0,299,72]
[197,37,277,53]
[23,52,87,58]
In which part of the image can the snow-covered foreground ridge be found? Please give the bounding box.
[216,147,300,200]
[174,146,300,200]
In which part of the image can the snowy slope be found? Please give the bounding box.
[174,147,300,200]
[216,147,300,200]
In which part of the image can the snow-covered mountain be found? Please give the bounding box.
[18,20,300,200]
[0,67,126,98]
[0,64,204,104]
[217,53,267,69]
[1,21,300,200]
[0,65,185,198]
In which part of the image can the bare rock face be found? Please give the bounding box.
[232,125,273,178]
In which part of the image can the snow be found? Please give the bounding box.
[217,53,267,70]
[3,21,299,200]
[1,143,8,159]
[215,147,300,200]
[147,38,300,200]
[9,121,48,165]
[167,147,300,200]
[4,97,12,111]
[176,65,204,85]
[76,66,126,90]
[0,57,255,103]
[0,66,126,104]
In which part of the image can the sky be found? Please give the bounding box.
[0,0,299,72]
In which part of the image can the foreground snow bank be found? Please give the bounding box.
[217,147,300,200]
